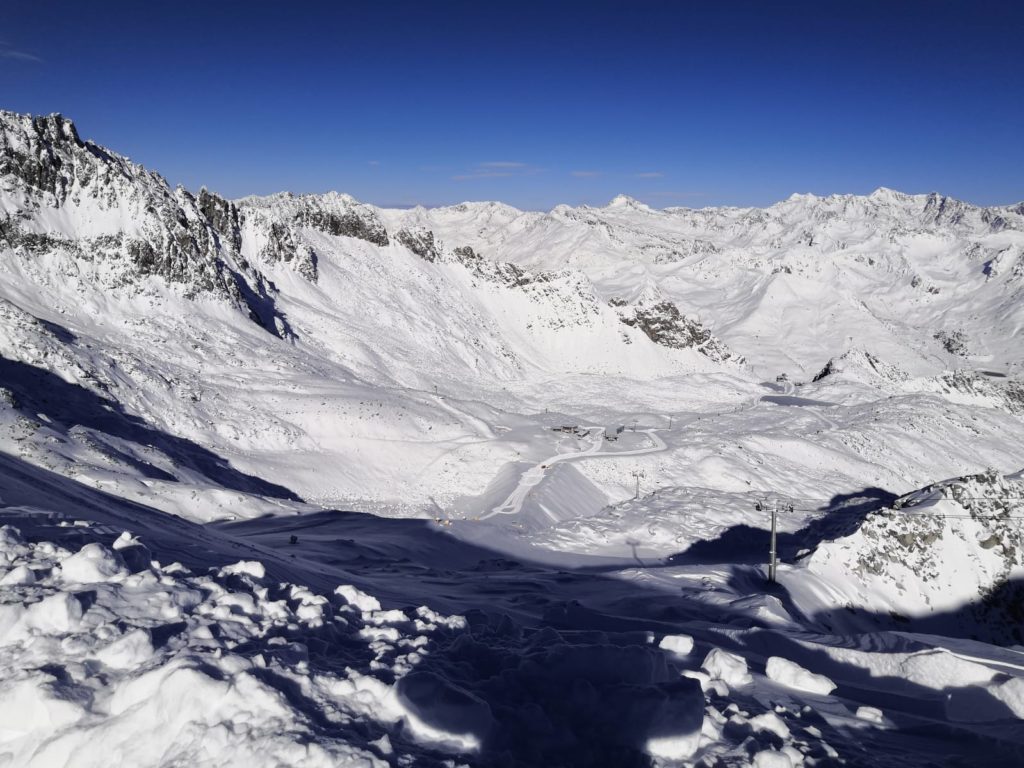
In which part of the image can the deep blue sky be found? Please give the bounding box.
[2,1,1022,209]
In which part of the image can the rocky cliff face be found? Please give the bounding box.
[394,227,440,262]
[614,299,734,361]
[0,111,291,337]
[258,221,319,282]
[236,191,390,247]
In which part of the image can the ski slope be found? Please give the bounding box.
[480,427,667,521]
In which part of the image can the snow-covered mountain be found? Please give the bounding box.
[0,111,738,513]
[382,188,1024,378]
[3,110,1024,767]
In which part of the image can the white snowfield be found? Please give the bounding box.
[2,109,1024,766]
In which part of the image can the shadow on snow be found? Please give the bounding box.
[665,487,897,567]
[0,355,301,500]
[2,457,1023,766]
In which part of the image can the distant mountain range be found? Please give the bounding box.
[1,110,1022,512]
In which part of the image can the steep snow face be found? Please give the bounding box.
[382,189,1024,377]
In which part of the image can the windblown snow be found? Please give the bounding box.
[2,110,1024,767]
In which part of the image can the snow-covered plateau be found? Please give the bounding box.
[1,110,1023,767]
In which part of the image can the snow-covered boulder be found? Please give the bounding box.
[701,647,753,688]
[658,633,694,657]
[765,656,836,695]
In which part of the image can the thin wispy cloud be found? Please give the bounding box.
[634,172,664,178]
[367,160,380,166]
[0,42,42,62]
[453,162,542,181]
[571,170,602,178]
[453,171,518,180]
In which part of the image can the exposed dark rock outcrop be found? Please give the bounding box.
[261,221,318,282]
[451,245,533,287]
[0,111,293,339]
[294,207,389,246]
[938,370,1024,414]
[934,329,969,356]
[651,238,718,264]
[395,227,440,262]
[197,187,243,253]
[615,300,732,361]
[812,359,837,382]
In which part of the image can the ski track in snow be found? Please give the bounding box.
[479,428,668,521]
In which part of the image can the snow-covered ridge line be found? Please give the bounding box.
[402,185,1024,223]
[0,109,728,363]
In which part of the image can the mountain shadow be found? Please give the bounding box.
[808,575,1024,646]
[0,355,301,501]
[665,486,897,566]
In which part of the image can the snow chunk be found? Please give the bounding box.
[0,678,84,738]
[856,705,885,724]
[681,668,728,696]
[0,525,27,554]
[335,584,382,613]
[646,731,702,761]
[24,592,84,634]
[752,748,795,768]
[749,711,791,739]
[0,603,26,638]
[701,648,752,687]
[397,670,492,752]
[369,734,393,755]
[643,677,705,760]
[95,628,154,669]
[658,633,694,656]
[947,676,1024,722]
[218,560,266,580]
[1,564,36,586]
[766,656,836,695]
[989,677,1024,719]
[59,543,127,583]
[112,531,140,550]
[367,608,410,627]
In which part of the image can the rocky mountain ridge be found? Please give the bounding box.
[0,111,727,364]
